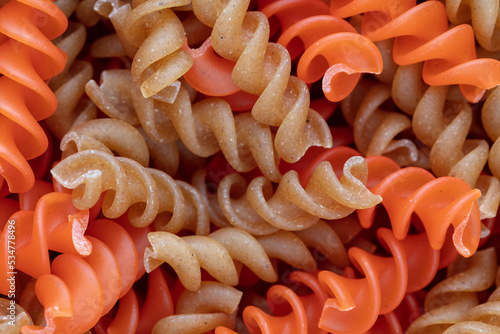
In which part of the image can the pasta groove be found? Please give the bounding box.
[0,0,67,192]
[192,0,333,163]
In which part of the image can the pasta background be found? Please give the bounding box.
[2,0,500,333]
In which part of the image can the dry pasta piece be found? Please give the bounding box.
[318,227,439,334]
[192,0,333,163]
[0,193,91,295]
[445,0,500,51]
[331,0,500,103]
[443,265,500,333]
[0,0,67,193]
[412,84,500,219]
[22,218,139,333]
[407,248,498,334]
[86,70,283,182]
[51,149,209,232]
[152,281,242,334]
[344,79,428,167]
[94,0,193,99]
[215,148,381,231]
[144,227,316,290]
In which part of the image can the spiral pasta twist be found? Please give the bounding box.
[406,247,498,334]
[212,146,382,232]
[411,84,500,219]
[94,0,193,100]
[352,152,482,258]
[330,0,500,103]
[152,281,242,333]
[317,227,439,333]
[51,140,210,233]
[0,0,67,193]
[0,192,91,295]
[445,0,500,52]
[144,227,317,291]
[443,265,500,333]
[22,218,139,333]
[264,1,383,102]
[191,0,333,163]
[85,69,284,182]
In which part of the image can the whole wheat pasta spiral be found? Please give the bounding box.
[191,0,332,163]
[86,69,283,182]
[145,227,317,291]
[407,248,498,334]
[412,84,500,219]
[445,0,500,51]
[213,154,381,232]
[152,281,242,334]
[51,134,209,233]
[443,265,500,333]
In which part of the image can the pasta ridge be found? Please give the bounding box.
[0,0,67,192]
[192,0,333,163]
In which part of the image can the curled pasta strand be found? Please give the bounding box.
[274,13,383,102]
[0,0,67,192]
[445,0,500,51]
[86,70,283,182]
[344,80,426,167]
[50,149,209,232]
[152,281,242,334]
[331,0,500,103]
[358,155,483,257]
[218,271,329,334]
[144,227,316,291]
[412,84,500,219]
[407,248,498,334]
[0,192,91,295]
[192,0,333,163]
[22,218,139,333]
[318,227,439,334]
[95,0,193,99]
[215,146,381,232]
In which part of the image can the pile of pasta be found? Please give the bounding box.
[3,0,500,333]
